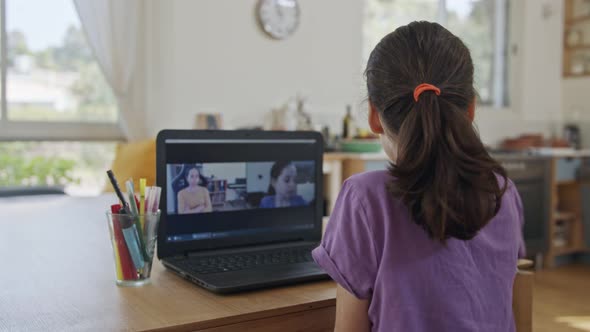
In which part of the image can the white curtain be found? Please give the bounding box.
[73,0,145,140]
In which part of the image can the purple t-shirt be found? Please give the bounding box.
[312,170,525,332]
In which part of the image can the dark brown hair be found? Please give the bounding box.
[365,21,507,242]
[267,161,294,195]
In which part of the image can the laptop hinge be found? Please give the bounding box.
[183,239,314,258]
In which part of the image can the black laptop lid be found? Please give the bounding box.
[156,130,324,259]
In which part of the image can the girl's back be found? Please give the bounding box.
[313,170,524,331]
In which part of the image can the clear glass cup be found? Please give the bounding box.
[106,211,160,287]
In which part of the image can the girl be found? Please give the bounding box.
[312,21,525,332]
[177,165,213,214]
[260,161,307,208]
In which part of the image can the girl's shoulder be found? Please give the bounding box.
[292,195,307,204]
[341,170,401,211]
[494,174,520,203]
[344,169,393,195]
[260,196,275,207]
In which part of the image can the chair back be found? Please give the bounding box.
[513,259,534,332]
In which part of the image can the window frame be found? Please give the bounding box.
[363,0,511,109]
[0,0,123,141]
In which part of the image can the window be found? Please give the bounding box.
[363,0,510,107]
[0,0,121,194]
[0,0,122,139]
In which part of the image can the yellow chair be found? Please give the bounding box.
[105,139,156,191]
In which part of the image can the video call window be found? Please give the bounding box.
[166,161,316,215]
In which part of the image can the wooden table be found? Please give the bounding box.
[0,194,336,331]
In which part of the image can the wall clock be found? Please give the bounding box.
[256,0,300,40]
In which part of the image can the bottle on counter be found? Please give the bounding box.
[563,124,581,150]
[342,105,355,139]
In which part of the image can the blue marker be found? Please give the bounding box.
[121,224,145,270]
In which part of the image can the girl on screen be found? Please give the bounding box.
[260,161,307,208]
[177,165,213,214]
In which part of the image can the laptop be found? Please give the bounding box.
[156,130,328,293]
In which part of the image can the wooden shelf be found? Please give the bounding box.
[553,211,577,221]
[563,0,590,78]
[564,44,590,50]
[564,72,590,77]
[554,6,590,262]
[566,14,590,25]
[551,245,587,256]
[557,180,579,186]
[545,153,589,267]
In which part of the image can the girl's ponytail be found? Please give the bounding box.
[390,85,506,241]
[366,21,507,242]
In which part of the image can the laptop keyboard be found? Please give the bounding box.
[173,245,317,275]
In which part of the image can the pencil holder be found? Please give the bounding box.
[106,211,160,287]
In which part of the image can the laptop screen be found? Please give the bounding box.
[159,135,322,250]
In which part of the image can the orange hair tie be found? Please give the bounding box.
[413,83,441,102]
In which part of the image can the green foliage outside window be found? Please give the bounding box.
[0,143,78,187]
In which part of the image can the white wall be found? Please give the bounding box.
[246,162,273,193]
[145,0,363,136]
[563,78,590,120]
[144,0,577,147]
[563,77,590,147]
[473,0,564,146]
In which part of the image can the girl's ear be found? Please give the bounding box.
[468,98,476,122]
[368,101,384,134]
